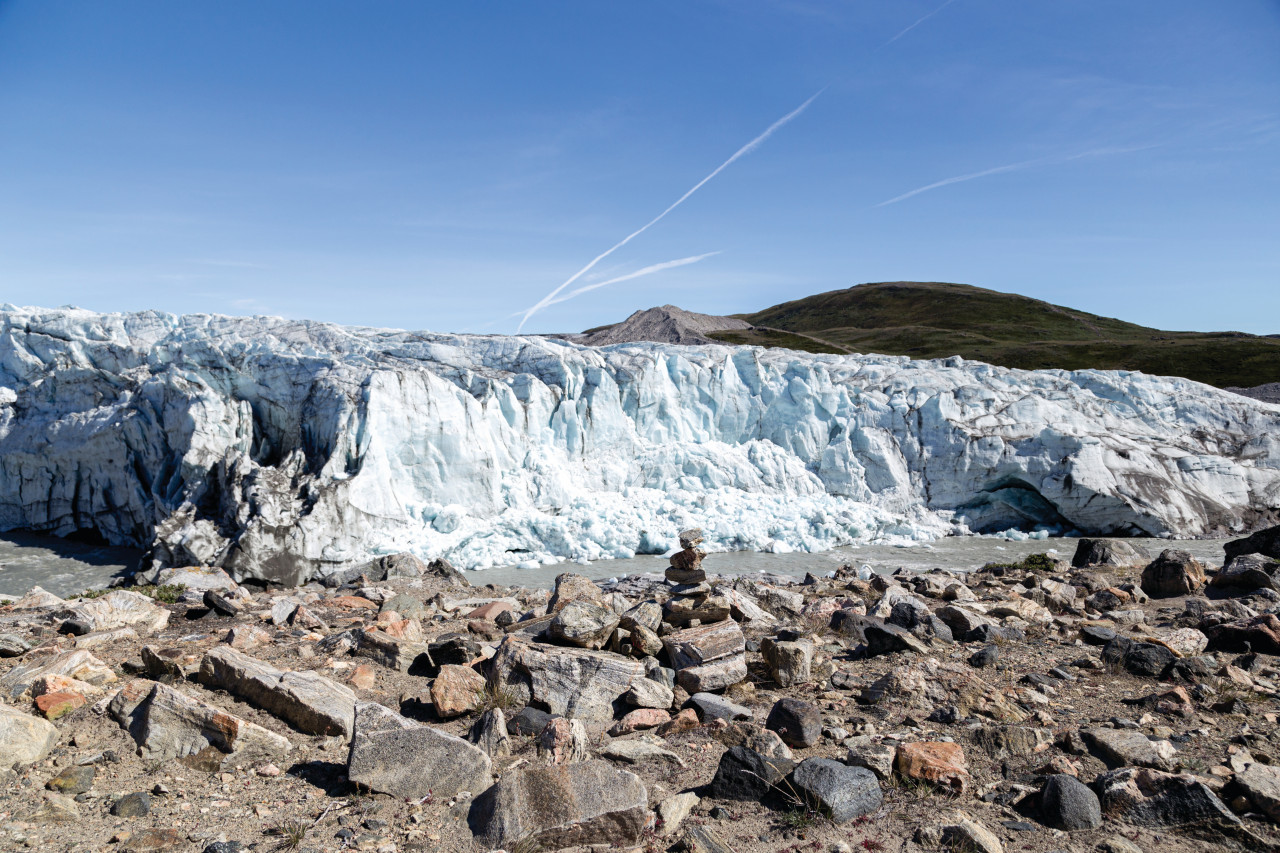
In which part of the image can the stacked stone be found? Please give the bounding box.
[662,528,732,627]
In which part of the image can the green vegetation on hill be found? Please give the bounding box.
[707,282,1280,389]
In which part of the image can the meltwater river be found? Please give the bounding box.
[0,530,1235,598]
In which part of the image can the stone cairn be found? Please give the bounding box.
[662,528,731,627]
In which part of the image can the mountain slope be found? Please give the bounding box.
[708,281,1280,389]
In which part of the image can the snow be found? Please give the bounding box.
[0,305,1277,586]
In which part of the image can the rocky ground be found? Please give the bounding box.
[3,528,1280,853]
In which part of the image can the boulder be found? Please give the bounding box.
[1083,728,1177,771]
[199,646,357,737]
[1040,774,1102,830]
[656,792,699,837]
[761,637,813,687]
[1141,550,1206,598]
[354,628,432,673]
[56,591,170,635]
[844,736,895,781]
[1209,553,1280,593]
[1233,763,1280,822]
[789,758,882,823]
[538,717,590,764]
[347,702,491,799]
[1224,524,1280,563]
[46,764,95,795]
[489,637,645,722]
[896,742,970,793]
[609,708,670,735]
[1,649,117,701]
[546,573,605,613]
[108,680,291,768]
[618,601,662,633]
[675,654,747,694]
[0,704,59,767]
[548,601,620,650]
[153,566,237,591]
[938,814,1004,853]
[469,708,511,759]
[1203,613,1280,654]
[863,622,929,657]
[0,633,32,657]
[766,697,822,748]
[624,678,674,710]
[709,746,795,800]
[430,665,486,718]
[1096,767,1238,827]
[1072,539,1151,569]
[468,759,648,850]
[688,692,752,723]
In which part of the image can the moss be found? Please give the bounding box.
[979,552,1056,573]
[74,584,187,604]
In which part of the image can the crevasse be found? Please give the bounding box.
[1,305,1277,585]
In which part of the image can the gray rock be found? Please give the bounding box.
[108,679,291,768]
[355,628,433,673]
[469,708,511,759]
[202,589,244,617]
[598,738,682,764]
[548,601,620,649]
[0,703,59,767]
[625,677,674,710]
[766,697,822,748]
[683,826,736,853]
[761,637,813,687]
[972,725,1050,760]
[508,706,555,736]
[709,746,794,800]
[1096,767,1238,827]
[468,759,648,850]
[618,601,662,633]
[656,791,699,836]
[675,654,747,694]
[844,736,895,781]
[968,645,999,668]
[1072,538,1151,569]
[864,622,929,657]
[679,528,704,549]
[1083,728,1177,770]
[0,633,34,657]
[1039,774,1102,830]
[663,620,745,669]
[1210,553,1280,593]
[1234,762,1280,822]
[1224,524,1280,563]
[45,764,94,795]
[199,646,357,737]
[489,636,645,722]
[789,757,882,823]
[347,702,491,799]
[379,593,426,618]
[111,791,151,817]
[687,692,752,722]
[546,573,606,613]
[1141,550,1206,598]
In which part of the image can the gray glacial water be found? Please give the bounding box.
[0,530,1235,598]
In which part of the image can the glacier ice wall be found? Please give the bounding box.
[1,305,1277,585]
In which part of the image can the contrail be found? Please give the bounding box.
[541,253,720,310]
[884,0,956,47]
[516,89,823,332]
[874,157,1044,207]
[873,145,1157,208]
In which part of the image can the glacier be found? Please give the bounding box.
[0,304,1277,586]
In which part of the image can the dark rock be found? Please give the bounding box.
[1040,774,1102,830]
[1210,553,1280,593]
[508,706,555,736]
[708,746,794,800]
[469,759,647,850]
[1203,614,1280,655]
[1141,550,1206,598]
[968,645,999,669]
[1095,767,1238,827]
[1072,539,1150,569]
[788,758,882,823]
[347,702,492,799]
[112,791,151,817]
[765,697,823,748]
[46,765,94,795]
[201,843,246,853]
[1224,524,1280,564]
[863,622,928,657]
[829,611,877,642]
[1122,643,1176,678]
[968,623,1025,644]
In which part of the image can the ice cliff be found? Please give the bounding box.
[1,305,1278,585]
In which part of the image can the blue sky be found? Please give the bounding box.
[1,1,1277,335]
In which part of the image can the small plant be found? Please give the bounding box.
[76,584,187,603]
[979,553,1056,573]
[477,682,520,714]
[267,819,310,852]
[507,834,543,853]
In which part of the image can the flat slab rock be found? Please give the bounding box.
[468,759,649,850]
[490,637,645,722]
[347,702,491,799]
[1083,728,1177,771]
[0,703,59,766]
[199,646,357,737]
[108,679,291,769]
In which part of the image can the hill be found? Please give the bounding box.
[568,304,750,346]
[706,281,1280,390]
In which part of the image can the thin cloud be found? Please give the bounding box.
[516,89,823,332]
[884,0,956,47]
[874,145,1159,208]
